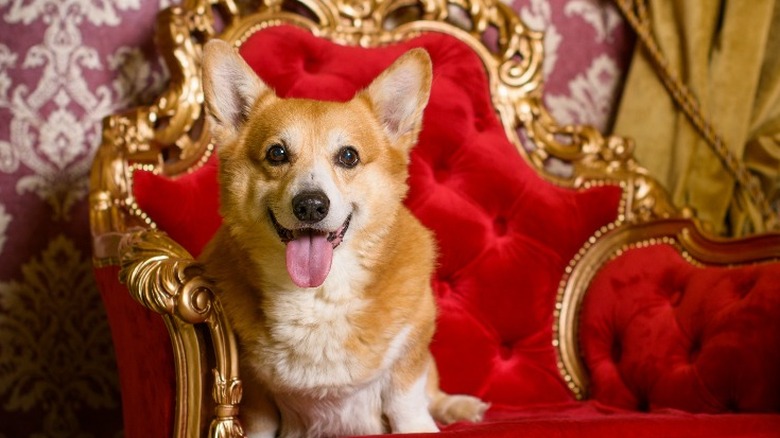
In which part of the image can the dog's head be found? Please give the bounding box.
[202,40,432,288]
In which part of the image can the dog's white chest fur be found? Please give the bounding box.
[253,250,378,391]
[250,291,418,437]
[243,253,416,437]
[261,288,371,392]
[274,377,386,437]
[260,295,387,437]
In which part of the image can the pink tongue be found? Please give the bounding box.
[285,231,334,288]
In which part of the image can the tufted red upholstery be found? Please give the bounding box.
[581,244,780,413]
[127,25,780,437]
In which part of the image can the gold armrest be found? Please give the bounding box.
[119,229,245,437]
[554,218,780,399]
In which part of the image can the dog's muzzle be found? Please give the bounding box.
[269,209,352,288]
[269,210,351,248]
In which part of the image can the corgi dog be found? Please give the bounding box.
[199,39,488,438]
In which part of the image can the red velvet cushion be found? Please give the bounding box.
[132,157,220,257]
[132,26,622,407]
[396,402,780,437]
[94,266,175,438]
[581,244,780,413]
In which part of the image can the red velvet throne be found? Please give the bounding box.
[89,0,780,437]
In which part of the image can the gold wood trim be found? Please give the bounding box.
[163,314,207,438]
[90,1,223,266]
[554,219,780,399]
[119,229,246,438]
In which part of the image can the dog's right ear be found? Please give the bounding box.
[202,39,268,146]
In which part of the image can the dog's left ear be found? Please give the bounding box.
[362,48,432,147]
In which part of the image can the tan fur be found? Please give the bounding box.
[200,39,488,437]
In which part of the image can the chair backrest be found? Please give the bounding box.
[89,0,780,435]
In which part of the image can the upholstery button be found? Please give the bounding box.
[669,289,683,306]
[435,277,454,298]
[303,56,320,73]
[474,117,486,132]
[499,341,515,361]
[688,337,702,362]
[434,167,449,183]
[611,338,622,363]
[432,159,451,183]
[493,216,508,237]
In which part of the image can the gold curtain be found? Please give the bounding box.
[612,0,780,236]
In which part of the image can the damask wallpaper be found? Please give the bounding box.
[0,1,630,436]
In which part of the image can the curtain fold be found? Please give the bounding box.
[612,0,780,236]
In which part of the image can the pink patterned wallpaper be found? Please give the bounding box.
[0,1,631,436]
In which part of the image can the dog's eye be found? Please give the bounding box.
[266,144,288,165]
[336,146,359,168]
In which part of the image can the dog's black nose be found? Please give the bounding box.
[292,191,330,223]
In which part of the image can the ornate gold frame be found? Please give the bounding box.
[88,0,780,436]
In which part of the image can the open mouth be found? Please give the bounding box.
[268,209,351,248]
[268,209,352,289]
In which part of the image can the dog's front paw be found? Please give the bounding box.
[431,394,489,425]
[392,415,440,434]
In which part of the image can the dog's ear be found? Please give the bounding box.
[202,39,269,146]
[362,48,432,147]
